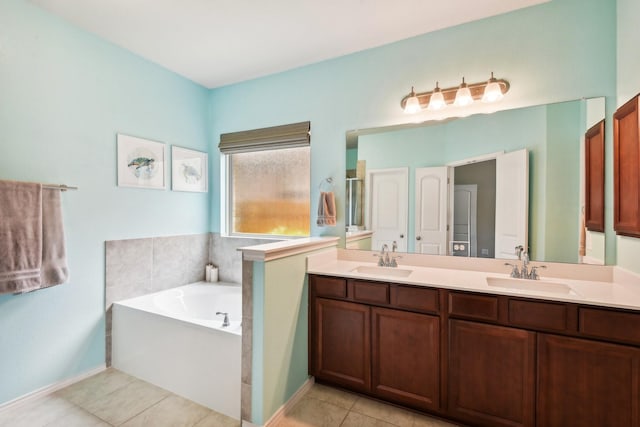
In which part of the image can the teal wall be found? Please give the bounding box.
[252,249,327,425]
[616,0,640,273]
[0,0,210,405]
[544,102,581,263]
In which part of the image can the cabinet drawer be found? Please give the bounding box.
[391,285,439,313]
[508,299,569,332]
[448,292,498,321]
[311,276,347,299]
[350,280,389,305]
[579,307,640,345]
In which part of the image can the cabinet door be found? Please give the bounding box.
[448,320,535,427]
[371,307,440,411]
[312,298,371,392]
[613,95,640,236]
[585,120,605,232]
[537,334,640,427]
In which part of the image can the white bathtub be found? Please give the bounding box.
[112,282,241,419]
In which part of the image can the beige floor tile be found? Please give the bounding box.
[55,368,136,407]
[194,411,241,427]
[274,396,348,427]
[341,411,397,427]
[0,395,79,427]
[305,384,358,410]
[411,413,463,427]
[120,395,211,427]
[44,405,111,427]
[350,397,415,427]
[81,378,169,425]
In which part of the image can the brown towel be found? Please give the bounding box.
[0,181,43,293]
[317,191,336,226]
[40,187,69,288]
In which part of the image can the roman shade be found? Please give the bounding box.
[219,121,310,154]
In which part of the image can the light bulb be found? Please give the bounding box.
[404,87,421,114]
[454,77,473,107]
[427,82,446,110]
[482,72,503,103]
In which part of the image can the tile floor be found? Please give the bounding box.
[0,370,462,427]
[0,369,238,427]
[273,383,462,427]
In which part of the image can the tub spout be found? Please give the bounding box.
[216,312,230,327]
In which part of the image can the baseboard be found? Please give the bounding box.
[258,377,314,427]
[0,364,106,413]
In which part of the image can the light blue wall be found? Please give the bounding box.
[0,0,210,405]
[208,0,616,247]
[616,0,640,273]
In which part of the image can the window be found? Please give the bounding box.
[220,122,310,237]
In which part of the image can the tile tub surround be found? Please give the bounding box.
[210,234,275,284]
[105,233,210,366]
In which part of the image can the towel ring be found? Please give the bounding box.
[319,177,334,191]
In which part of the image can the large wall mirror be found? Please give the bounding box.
[345,97,606,264]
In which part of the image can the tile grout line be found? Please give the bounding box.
[114,394,171,426]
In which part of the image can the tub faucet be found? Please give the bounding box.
[216,312,230,327]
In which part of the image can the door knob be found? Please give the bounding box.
[416,236,422,240]
[400,234,404,238]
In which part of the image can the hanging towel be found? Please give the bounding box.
[0,181,43,294]
[40,187,69,288]
[317,191,336,226]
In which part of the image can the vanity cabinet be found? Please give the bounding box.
[585,119,605,232]
[613,94,640,237]
[309,275,441,411]
[308,274,640,427]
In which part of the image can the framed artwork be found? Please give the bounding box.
[117,134,166,189]
[171,146,208,192]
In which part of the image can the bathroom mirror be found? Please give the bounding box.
[345,97,606,264]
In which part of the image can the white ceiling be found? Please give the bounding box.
[30,0,548,89]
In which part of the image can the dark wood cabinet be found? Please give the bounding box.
[308,274,640,427]
[613,94,640,237]
[585,119,605,232]
[311,297,371,392]
[537,333,640,427]
[371,307,440,411]
[448,319,535,427]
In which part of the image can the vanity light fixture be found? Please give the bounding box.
[401,72,510,113]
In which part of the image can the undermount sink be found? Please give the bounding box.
[351,265,413,278]
[486,276,578,295]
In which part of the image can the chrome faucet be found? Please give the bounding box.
[505,252,546,280]
[373,243,400,267]
[216,311,230,327]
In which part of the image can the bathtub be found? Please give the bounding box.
[112,282,241,419]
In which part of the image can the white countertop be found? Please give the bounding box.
[307,249,640,311]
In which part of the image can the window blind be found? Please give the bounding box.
[219,121,310,154]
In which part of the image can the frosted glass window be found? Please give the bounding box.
[229,146,310,237]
